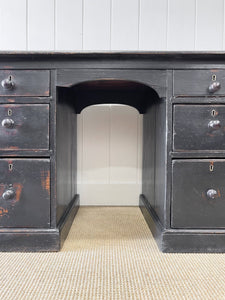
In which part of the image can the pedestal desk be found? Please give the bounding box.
[0,52,225,252]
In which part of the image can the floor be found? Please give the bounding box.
[0,207,225,299]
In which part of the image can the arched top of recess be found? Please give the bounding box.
[58,79,161,114]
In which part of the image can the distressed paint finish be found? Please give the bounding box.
[41,170,50,196]
[173,70,225,96]
[173,105,225,151]
[0,70,50,96]
[0,159,50,228]
[172,159,225,228]
[0,53,225,253]
[0,104,49,151]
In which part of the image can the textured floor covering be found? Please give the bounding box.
[1,207,225,299]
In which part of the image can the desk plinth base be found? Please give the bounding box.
[3,193,225,253]
[0,195,80,252]
[139,194,225,253]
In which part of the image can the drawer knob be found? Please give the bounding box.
[208,81,221,93]
[1,118,14,128]
[2,189,15,200]
[206,189,217,199]
[208,120,221,130]
[1,75,15,90]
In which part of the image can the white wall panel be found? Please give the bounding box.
[83,0,111,50]
[1,1,225,52]
[0,0,26,50]
[55,0,83,50]
[195,0,224,50]
[82,106,110,184]
[111,0,139,50]
[167,0,195,50]
[27,0,55,50]
[80,183,141,206]
[139,0,168,51]
[110,105,138,183]
[79,105,142,205]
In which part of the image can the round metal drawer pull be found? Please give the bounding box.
[208,120,221,130]
[2,189,15,200]
[206,189,217,199]
[1,75,15,90]
[208,81,221,93]
[1,118,14,128]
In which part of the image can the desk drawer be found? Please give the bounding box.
[0,70,50,96]
[173,104,225,151]
[172,159,225,229]
[0,104,49,151]
[173,70,225,96]
[0,159,50,228]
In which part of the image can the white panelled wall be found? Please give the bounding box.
[1,0,225,51]
[0,0,224,205]
[77,105,142,205]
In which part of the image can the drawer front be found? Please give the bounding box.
[173,105,225,151]
[172,159,225,229]
[173,70,225,96]
[0,70,50,96]
[0,104,49,151]
[0,159,50,227]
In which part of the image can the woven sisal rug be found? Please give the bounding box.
[0,207,225,299]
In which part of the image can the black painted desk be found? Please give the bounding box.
[0,52,225,252]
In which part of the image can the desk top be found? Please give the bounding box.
[0,51,225,69]
[0,51,225,59]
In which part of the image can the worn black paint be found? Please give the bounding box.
[0,52,225,252]
[172,159,225,228]
[0,159,50,228]
[173,70,225,96]
[0,104,49,151]
[0,70,50,97]
[56,88,77,224]
[173,104,225,151]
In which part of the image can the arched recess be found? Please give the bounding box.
[55,78,163,219]
[77,104,143,205]
[57,79,160,114]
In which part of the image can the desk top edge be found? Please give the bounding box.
[0,51,225,59]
